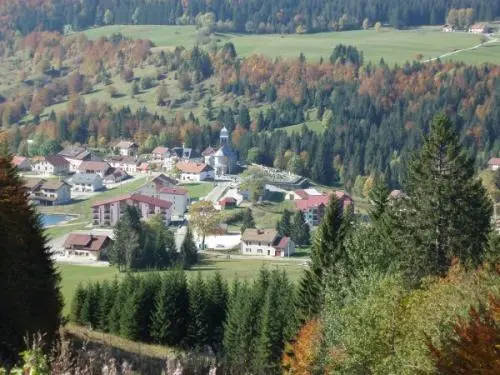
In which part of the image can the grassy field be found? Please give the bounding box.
[83,25,500,65]
[280,120,325,135]
[58,257,305,315]
[179,182,214,199]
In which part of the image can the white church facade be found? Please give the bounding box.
[202,127,238,176]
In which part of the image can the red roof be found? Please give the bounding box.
[219,197,237,205]
[12,156,28,166]
[176,161,213,174]
[92,193,172,209]
[488,158,500,166]
[159,187,188,195]
[275,236,290,249]
[152,146,169,155]
[294,190,309,199]
[64,233,111,252]
[335,191,353,203]
[295,194,330,211]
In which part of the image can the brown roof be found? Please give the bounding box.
[64,233,111,252]
[202,146,216,156]
[107,155,137,165]
[151,174,177,187]
[152,146,169,155]
[115,141,138,149]
[78,161,111,172]
[42,155,70,167]
[92,193,172,209]
[41,180,70,190]
[58,146,90,160]
[176,161,213,174]
[23,178,46,190]
[241,228,278,244]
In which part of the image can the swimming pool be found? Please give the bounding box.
[40,214,75,227]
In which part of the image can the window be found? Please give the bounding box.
[257,249,263,254]
[246,248,250,253]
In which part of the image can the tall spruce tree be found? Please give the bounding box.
[291,210,310,246]
[109,206,142,271]
[404,114,492,279]
[297,197,351,320]
[186,273,209,348]
[240,208,256,233]
[70,283,87,325]
[206,273,229,351]
[0,154,62,365]
[180,226,198,269]
[276,209,293,237]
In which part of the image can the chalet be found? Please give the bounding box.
[77,161,111,177]
[176,161,214,182]
[488,157,500,171]
[240,228,295,257]
[58,146,95,172]
[151,146,170,160]
[92,193,172,227]
[30,180,72,206]
[31,155,70,176]
[103,168,130,184]
[107,155,138,174]
[11,156,31,171]
[295,191,354,226]
[219,197,237,210]
[69,173,104,192]
[469,23,490,34]
[63,233,113,261]
[114,141,139,157]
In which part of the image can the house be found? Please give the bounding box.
[23,178,46,196]
[62,233,113,261]
[171,144,192,160]
[77,161,112,177]
[152,146,170,160]
[107,156,138,174]
[103,168,130,184]
[442,24,454,32]
[69,173,104,192]
[30,180,72,206]
[488,157,500,171]
[58,146,96,172]
[136,176,186,220]
[469,23,490,34]
[114,141,139,157]
[176,161,214,182]
[92,193,172,227]
[202,127,238,175]
[219,197,237,210]
[31,155,70,176]
[11,156,31,171]
[240,228,295,257]
[295,191,354,226]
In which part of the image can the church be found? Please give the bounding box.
[202,127,238,176]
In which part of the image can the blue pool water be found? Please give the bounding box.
[40,214,74,227]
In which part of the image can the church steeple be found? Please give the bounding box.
[220,126,229,145]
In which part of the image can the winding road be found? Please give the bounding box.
[423,35,498,63]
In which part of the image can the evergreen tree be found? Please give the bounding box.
[119,282,143,341]
[186,273,209,348]
[206,273,229,351]
[291,211,310,247]
[109,206,142,271]
[297,197,351,320]
[180,226,198,269]
[98,279,118,332]
[240,208,256,233]
[0,153,62,364]
[70,283,87,325]
[204,96,215,121]
[238,105,251,130]
[404,114,492,279]
[276,209,293,237]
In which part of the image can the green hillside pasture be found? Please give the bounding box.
[279,121,325,135]
[83,25,499,65]
[58,258,305,315]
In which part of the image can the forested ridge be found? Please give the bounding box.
[0,0,498,35]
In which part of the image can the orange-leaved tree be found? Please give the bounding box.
[282,319,322,374]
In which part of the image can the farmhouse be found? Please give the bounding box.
[27,180,72,206]
[103,168,130,184]
[469,23,490,34]
[114,141,139,157]
[92,193,172,227]
[69,173,104,192]
[488,157,500,171]
[240,228,295,257]
[31,155,70,176]
[176,161,214,182]
[107,155,138,174]
[11,156,31,171]
[58,146,95,172]
[151,146,170,160]
[77,161,112,177]
[63,233,113,261]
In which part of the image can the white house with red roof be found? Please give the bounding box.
[63,233,113,260]
[92,193,172,227]
[488,157,500,171]
[152,146,171,160]
[295,190,354,226]
[240,228,295,257]
[11,156,32,171]
[176,161,214,182]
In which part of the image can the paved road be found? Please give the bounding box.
[204,182,230,204]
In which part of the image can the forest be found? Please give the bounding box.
[0,0,498,36]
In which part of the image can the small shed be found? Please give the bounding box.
[219,197,237,210]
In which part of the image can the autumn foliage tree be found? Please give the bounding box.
[282,319,323,375]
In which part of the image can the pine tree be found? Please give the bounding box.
[98,279,118,332]
[70,283,87,325]
[109,206,142,271]
[119,281,143,341]
[240,208,256,233]
[291,211,310,247]
[186,273,209,348]
[180,226,198,269]
[206,273,229,351]
[0,153,62,364]
[276,209,292,237]
[297,196,351,320]
[404,114,492,279]
[204,96,214,121]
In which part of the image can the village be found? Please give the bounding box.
[11,126,360,264]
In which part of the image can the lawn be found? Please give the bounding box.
[179,182,214,199]
[58,257,305,315]
[83,25,500,65]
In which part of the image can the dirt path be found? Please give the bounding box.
[423,36,498,63]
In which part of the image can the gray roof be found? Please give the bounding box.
[70,173,103,185]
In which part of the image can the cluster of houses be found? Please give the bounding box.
[442,22,492,34]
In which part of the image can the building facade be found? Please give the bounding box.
[31,155,70,176]
[77,161,112,177]
[202,127,237,176]
[27,180,72,206]
[62,233,113,261]
[58,146,95,172]
[114,141,139,157]
[240,228,295,257]
[176,161,215,182]
[69,173,104,192]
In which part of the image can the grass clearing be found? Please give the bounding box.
[179,182,214,199]
[280,120,325,135]
[83,25,500,65]
[58,257,305,315]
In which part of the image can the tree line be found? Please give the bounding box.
[1,0,498,35]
